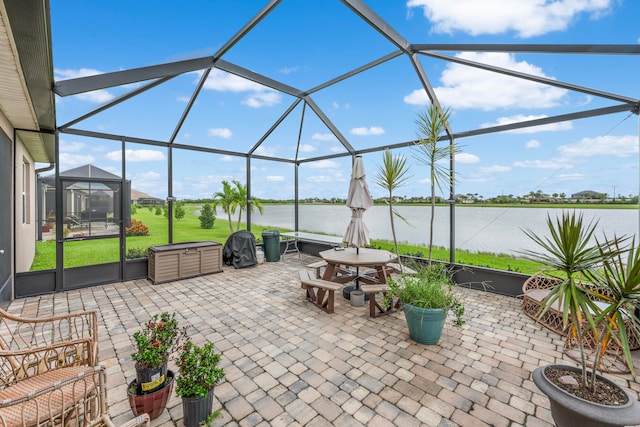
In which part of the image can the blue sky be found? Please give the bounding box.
[50,0,640,201]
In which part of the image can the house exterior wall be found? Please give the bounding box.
[14,134,36,273]
[0,109,15,302]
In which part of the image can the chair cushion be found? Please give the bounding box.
[0,366,98,426]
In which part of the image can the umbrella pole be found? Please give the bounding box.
[356,246,360,291]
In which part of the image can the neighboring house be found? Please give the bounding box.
[131,189,164,206]
[571,190,605,202]
[0,0,56,305]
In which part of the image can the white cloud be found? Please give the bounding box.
[130,171,164,196]
[279,66,300,74]
[513,159,573,169]
[307,175,334,183]
[350,126,385,136]
[177,96,191,103]
[312,133,337,141]
[208,128,233,139]
[133,171,161,181]
[455,152,480,164]
[557,135,638,158]
[201,69,281,108]
[556,173,585,181]
[254,145,279,157]
[106,149,166,162]
[526,140,541,149]
[55,68,115,103]
[59,140,85,152]
[242,91,282,108]
[59,153,95,167]
[479,165,511,173]
[307,159,340,169]
[299,144,315,152]
[220,155,235,162]
[482,114,574,133]
[266,176,285,182]
[407,0,613,38]
[405,52,567,111]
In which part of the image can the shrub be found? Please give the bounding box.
[174,201,186,221]
[199,203,215,229]
[126,247,148,259]
[131,312,187,370]
[126,219,149,236]
[176,341,225,398]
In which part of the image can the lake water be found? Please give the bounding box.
[248,205,640,256]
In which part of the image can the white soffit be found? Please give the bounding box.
[0,2,38,131]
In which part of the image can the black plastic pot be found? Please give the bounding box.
[532,364,640,427]
[135,362,168,394]
[182,389,215,427]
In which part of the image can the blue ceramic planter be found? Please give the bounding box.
[403,304,448,344]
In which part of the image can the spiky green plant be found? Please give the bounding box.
[585,238,640,380]
[375,148,411,270]
[413,105,458,265]
[519,211,630,388]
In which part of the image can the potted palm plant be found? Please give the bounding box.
[385,263,464,344]
[176,341,225,427]
[128,312,187,420]
[519,211,640,427]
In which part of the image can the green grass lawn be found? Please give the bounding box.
[32,203,543,273]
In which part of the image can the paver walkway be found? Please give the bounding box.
[7,254,639,426]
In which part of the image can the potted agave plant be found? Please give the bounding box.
[520,211,640,427]
[176,341,225,427]
[127,312,187,420]
[384,263,464,344]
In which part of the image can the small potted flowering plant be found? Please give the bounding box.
[130,312,186,394]
[176,340,225,427]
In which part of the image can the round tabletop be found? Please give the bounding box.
[319,247,397,266]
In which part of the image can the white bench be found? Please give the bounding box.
[298,270,343,314]
[282,232,345,256]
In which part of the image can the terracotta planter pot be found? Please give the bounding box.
[533,365,640,427]
[127,370,174,420]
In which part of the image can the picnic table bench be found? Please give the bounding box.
[360,284,401,318]
[299,270,342,314]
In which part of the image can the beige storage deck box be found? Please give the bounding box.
[148,241,222,284]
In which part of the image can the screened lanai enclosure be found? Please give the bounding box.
[13,0,640,296]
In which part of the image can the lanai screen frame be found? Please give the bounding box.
[52,0,640,264]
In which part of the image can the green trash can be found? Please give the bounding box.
[261,230,281,262]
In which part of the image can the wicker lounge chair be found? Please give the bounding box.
[522,274,640,372]
[0,308,144,426]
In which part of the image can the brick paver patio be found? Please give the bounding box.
[7,254,639,426]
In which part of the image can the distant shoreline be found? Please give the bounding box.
[259,202,639,210]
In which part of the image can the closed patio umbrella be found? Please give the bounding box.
[343,156,373,249]
[342,156,374,299]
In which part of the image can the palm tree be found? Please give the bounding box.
[212,180,238,234]
[413,104,457,265]
[233,180,264,231]
[375,149,411,270]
